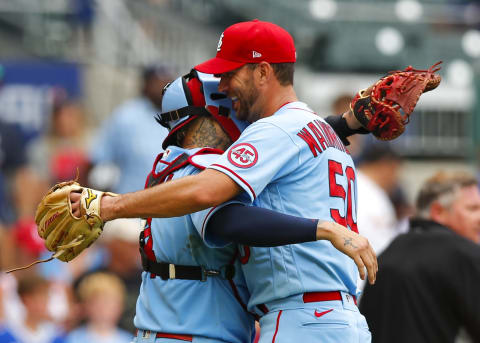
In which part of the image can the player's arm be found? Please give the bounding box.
[208,204,317,246]
[324,110,368,146]
[207,204,377,284]
[71,168,241,220]
[78,122,294,220]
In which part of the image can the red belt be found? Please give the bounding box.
[156,332,192,341]
[303,291,357,306]
[257,291,357,315]
[136,330,193,342]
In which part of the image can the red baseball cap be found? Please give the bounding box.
[195,20,296,75]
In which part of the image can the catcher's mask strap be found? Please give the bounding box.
[155,106,210,128]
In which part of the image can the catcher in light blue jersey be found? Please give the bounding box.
[133,70,254,343]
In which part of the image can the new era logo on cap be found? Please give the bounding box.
[217,32,224,52]
[195,19,296,75]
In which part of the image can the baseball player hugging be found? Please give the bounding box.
[30,15,441,343]
[194,20,371,343]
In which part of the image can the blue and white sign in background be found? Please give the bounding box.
[0,60,82,142]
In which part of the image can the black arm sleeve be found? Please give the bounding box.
[206,203,318,247]
[325,115,369,146]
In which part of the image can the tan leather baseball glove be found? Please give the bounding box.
[36,180,117,262]
[6,181,115,273]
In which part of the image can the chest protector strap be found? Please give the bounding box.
[145,152,190,188]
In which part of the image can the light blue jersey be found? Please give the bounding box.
[206,102,360,311]
[134,146,254,343]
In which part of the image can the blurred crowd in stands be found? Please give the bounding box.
[0,65,478,343]
[0,65,171,343]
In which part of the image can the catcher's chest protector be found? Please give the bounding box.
[140,148,224,268]
[145,153,190,188]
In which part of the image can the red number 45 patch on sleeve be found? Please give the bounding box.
[227,143,258,168]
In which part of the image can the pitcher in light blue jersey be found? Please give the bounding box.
[191,20,374,343]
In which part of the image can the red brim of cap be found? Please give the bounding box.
[195,57,246,75]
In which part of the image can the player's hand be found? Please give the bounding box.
[341,86,373,130]
[70,190,82,217]
[316,221,378,285]
[70,190,116,221]
[342,110,362,130]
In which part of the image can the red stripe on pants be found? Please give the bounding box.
[272,310,283,343]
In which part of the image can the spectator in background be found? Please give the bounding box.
[25,97,106,284]
[99,219,142,333]
[389,183,414,233]
[0,214,74,336]
[331,93,353,115]
[360,171,480,343]
[0,119,38,321]
[65,272,131,343]
[0,120,37,224]
[0,274,65,343]
[27,100,90,188]
[0,221,47,332]
[24,101,93,288]
[71,0,95,58]
[88,66,171,194]
[2,219,46,275]
[356,144,405,256]
[73,219,143,333]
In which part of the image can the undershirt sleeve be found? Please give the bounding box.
[206,203,318,247]
[324,114,369,146]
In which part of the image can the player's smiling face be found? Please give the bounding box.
[218,65,262,123]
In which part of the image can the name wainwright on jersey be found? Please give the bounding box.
[297,119,348,157]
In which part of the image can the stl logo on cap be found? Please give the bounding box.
[216,32,224,52]
[195,20,296,75]
[228,143,258,168]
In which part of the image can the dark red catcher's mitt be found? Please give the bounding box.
[351,61,442,140]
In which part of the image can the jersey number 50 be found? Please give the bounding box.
[328,160,358,233]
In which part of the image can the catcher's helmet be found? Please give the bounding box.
[156,70,248,149]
